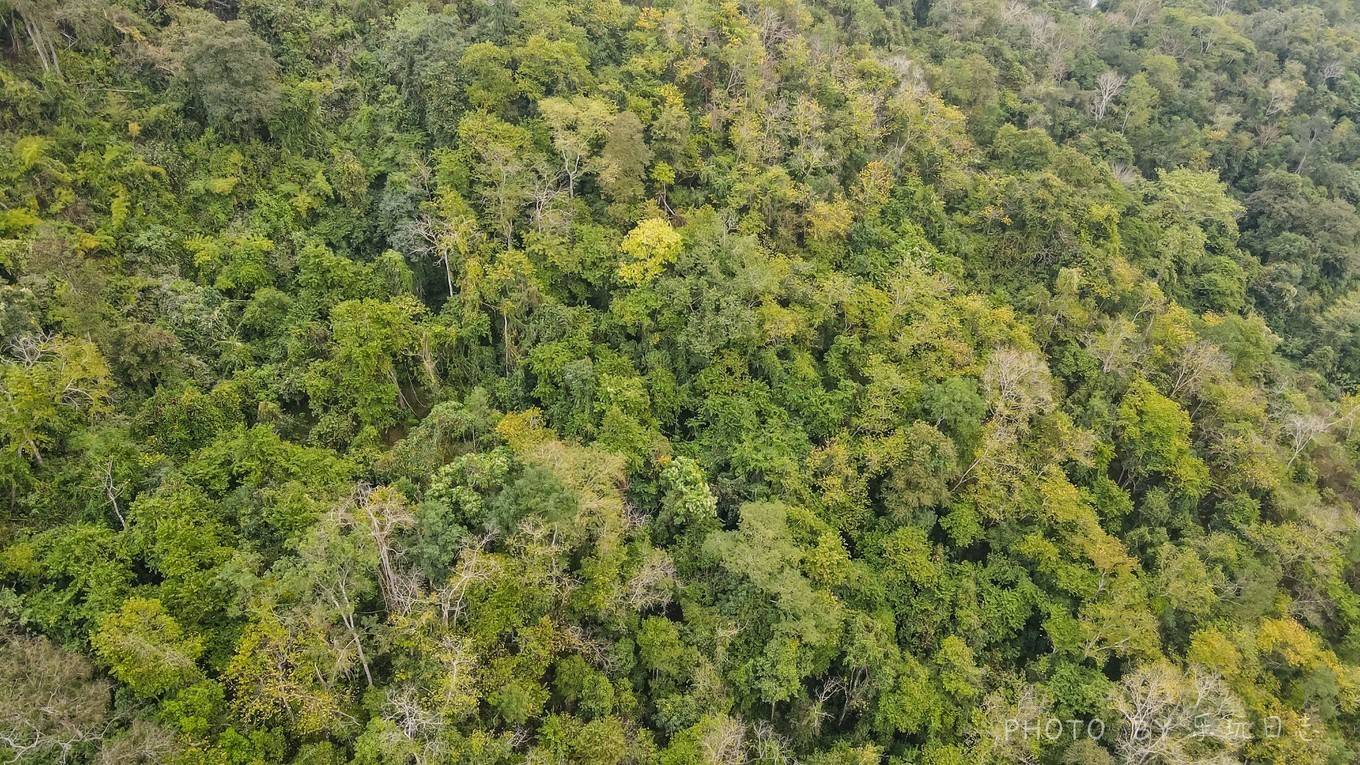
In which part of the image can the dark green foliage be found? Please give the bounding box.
[171,11,284,133]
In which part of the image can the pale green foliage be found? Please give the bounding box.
[92,597,203,697]
[617,218,681,285]
[0,335,110,469]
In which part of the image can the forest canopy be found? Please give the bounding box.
[3,0,1360,763]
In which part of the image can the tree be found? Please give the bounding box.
[306,297,425,433]
[617,218,682,286]
[1,334,111,470]
[597,112,652,203]
[513,35,590,101]
[459,42,515,114]
[658,456,719,536]
[92,598,203,698]
[170,10,282,131]
[539,96,614,198]
[1116,379,1209,497]
[224,611,351,737]
[703,503,844,707]
[878,421,958,518]
[0,634,109,762]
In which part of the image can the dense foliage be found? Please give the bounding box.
[3,0,1360,762]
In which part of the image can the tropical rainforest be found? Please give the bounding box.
[3,0,1360,762]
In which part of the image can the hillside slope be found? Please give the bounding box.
[2,0,1360,762]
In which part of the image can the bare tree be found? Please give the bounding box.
[380,684,450,765]
[1092,70,1127,121]
[1110,162,1143,186]
[539,96,611,199]
[1281,410,1340,466]
[624,549,677,611]
[528,162,570,235]
[11,1,64,76]
[351,485,417,615]
[749,721,792,764]
[977,683,1051,765]
[699,715,747,765]
[384,684,444,742]
[1167,340,1231,398]
[0,635,109,763]
[434,539,497,628]
[1277,396,1360,465]
[1104,0,1158,29]
[94,720,179,765]
[1123,0,1162,29]
[1294,116,1334,174]
[296,510,377,686]
[411,211,479,298]
[1264,77,1297,117]
[1111,663,1249,765]
[983,347,1055,423]
[101,459,126,529]
[1083,317,1139,376]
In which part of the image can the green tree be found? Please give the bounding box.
[1,335,110,472]
[170,10,282,132]
[618,218,682,286]
[92,597,203,698]
[1116,379,1209,498]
